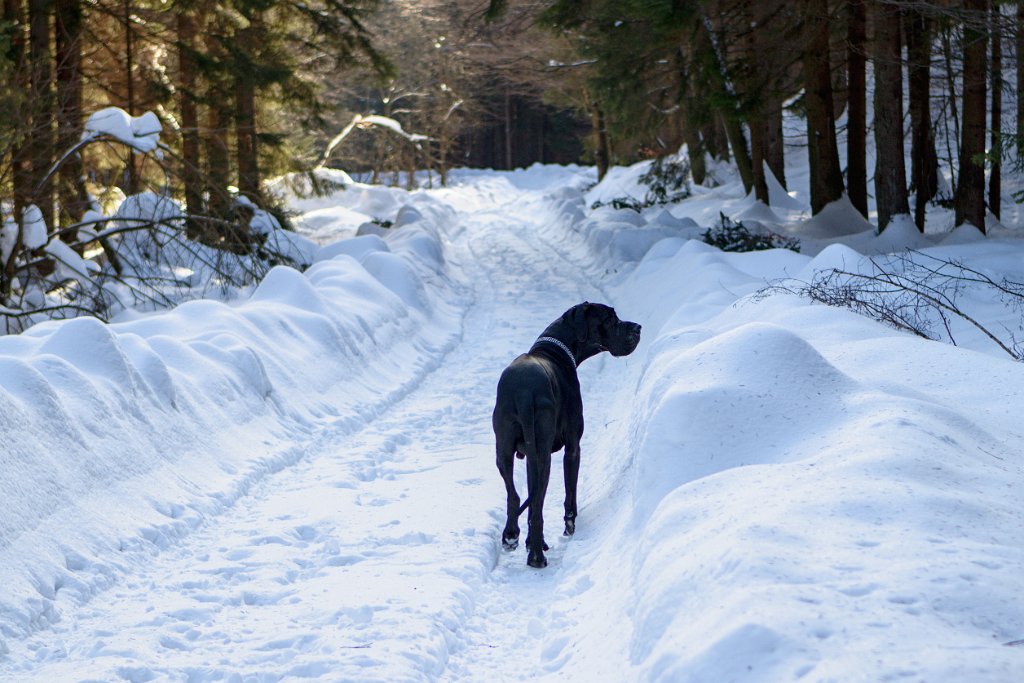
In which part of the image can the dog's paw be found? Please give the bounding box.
[527,551,548,569]
[502,530,519,550]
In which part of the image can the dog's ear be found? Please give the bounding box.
[572,303,591,342]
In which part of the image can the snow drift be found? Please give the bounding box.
[0,187,463,652]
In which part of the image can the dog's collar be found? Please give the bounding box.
[534,336,576,368]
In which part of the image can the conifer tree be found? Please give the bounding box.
[955,0,988,231]
[873,0,910,231]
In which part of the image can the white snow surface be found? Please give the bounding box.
[82,107,162,153]
[1,162,1023,682]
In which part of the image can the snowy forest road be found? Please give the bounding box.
[1,180,639,681]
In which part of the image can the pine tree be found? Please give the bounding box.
[846,0,867,217]
[905,7,938,231]
[802,0,844,214]
[873,0,910,231]
[955,0,988,231]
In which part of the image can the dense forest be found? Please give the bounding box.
[0,0,1018,329]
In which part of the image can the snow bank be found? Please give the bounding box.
[595,223,1024,681]
[547,159,1024,680]
[0,189,464,650]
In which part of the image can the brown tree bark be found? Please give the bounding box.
[55,0,89,232]
[846,0,867,217]
[235,56,260,199]
[954,0,988,231]
[749,118,769,203]
[29,0,54,229]
[906,8,938,231]
[3,0,27,298]
[989,5,1002,220]
[742,0,768,203]
[176,6,203,234]
[702,119,728,161]
[584,89,610,180]
[205,102,233,222]
[204,22,233,225]
[802,0,845,214]
[1017,1,1024,152]
[122,0,138,194]
[763,100,786,190]
[675,47,707,185]
[873,0,909,232]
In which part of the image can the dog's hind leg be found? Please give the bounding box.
[496,435,520,550]
[524,406,555,568]
[562,440,580,536]
[524,448,552,568]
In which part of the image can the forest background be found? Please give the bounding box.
[0,0,1017,330]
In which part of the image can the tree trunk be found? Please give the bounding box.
[235,71,260,200]
[954,0,988,231]
[503,86,512,169]
[701,119,728,161]
[1017,1,1024,152]
[204,22,233,225]
[55,0,88,234]
[763,100,786,189]
[674,49,707,185]
[873,0,910,232]
[941,23,962,193]
[206,102,233,222]
[749,118,768,203]
[176,7,203,235]
[29,0,54,229]
[3,0,27,298]
[584,89,610,180]
[592,103,610,181]
[990,4,1002,220]
[697,16,753,193]
[802,0,845,214]
[742,0,768,203]
[846,0,867,217]
[122,0,138,194]
[906,9,938,231]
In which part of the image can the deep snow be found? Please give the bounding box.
[1,158,1023,682]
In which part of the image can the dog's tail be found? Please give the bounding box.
[513,391,546,519]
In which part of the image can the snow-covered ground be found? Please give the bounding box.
[1,158,1024,682]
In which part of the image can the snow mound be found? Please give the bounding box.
[797,195,874,238]
[870,214,933,252]
[939,222,987,246]
[314,233,389,263]
[796,241,865,280]
[734,199,784,224]
[632,322,856,522]
[765,164,806,211]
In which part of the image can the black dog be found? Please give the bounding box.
[492,302,641,568]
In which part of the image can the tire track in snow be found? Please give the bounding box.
[1,185,615,681]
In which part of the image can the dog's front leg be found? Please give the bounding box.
[562,441,580,536]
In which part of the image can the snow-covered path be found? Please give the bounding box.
[5,166,1024,682]
[0,183,631,681]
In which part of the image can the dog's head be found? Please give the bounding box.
[567,302,641,360]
